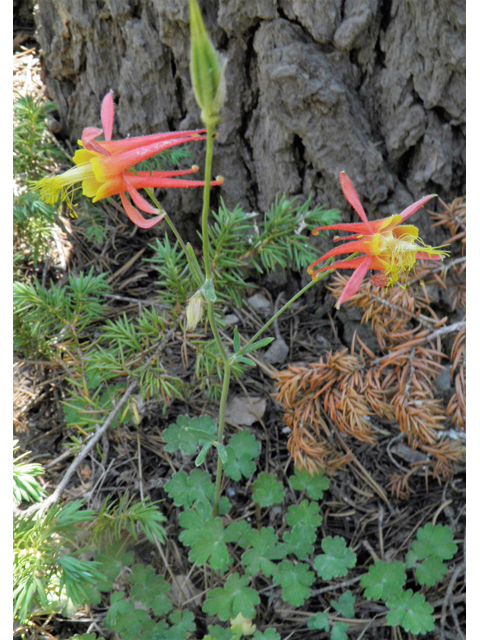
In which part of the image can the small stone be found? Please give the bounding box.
[264,337,289,364]
[247,293,272,315]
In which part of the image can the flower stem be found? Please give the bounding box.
[145,188,204,286]
[238,270,332,356]
[213,360,231,517]
[199,124,232,516]
[201,128,215,281]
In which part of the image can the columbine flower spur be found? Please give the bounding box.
[36,91,223,228]
[308,172,449,308]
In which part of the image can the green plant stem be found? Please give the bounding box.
[201,127,215,281]
[213,360,231,517]
[238,271,332,356]
[199,124,232,516]
[145,188,204,286]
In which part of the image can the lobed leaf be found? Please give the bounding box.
[203,573,260,622]
[386,589,435,635]
[289,467,329,500]
[361,561,406,600]
[313,536,357,580]
[252,472,285,507]
[271,560,315,606]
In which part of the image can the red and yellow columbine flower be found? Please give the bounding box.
[308,172,449,308]
[36,91,224,228]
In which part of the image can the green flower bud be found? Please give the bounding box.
[189,0,226,128]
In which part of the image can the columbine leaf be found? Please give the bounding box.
[168,610,196,639]
[331,590,355,618]
[224,431,261,481]
[408,523,457,563]
[164,469,214,508]
[93,546,135,592]
[216,442,229,464]
[307,612,329,631]
[331,622,350,640]
[207,625,235,640]
[271,560,315,606]
[253,629,281,640]
[225,520,255,549]
[285,500,322,528]
[129,565,172,616]
[361,561,406,601]
[104,594,156,638]
[203,574,260,622]
[252,472,285,507]
[416,556,449,587]
[283,522,317,560]
[313,536,357,580]
[163,414,217,456]
[195,443,213,466]
[240,526,287,577]
[289,467,329,500]
[386,590,434,635]
[179,511,232,572]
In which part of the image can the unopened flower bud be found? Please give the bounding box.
[185,291,205,331]
[189,0,226,128]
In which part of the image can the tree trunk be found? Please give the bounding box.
[34,0,465,237]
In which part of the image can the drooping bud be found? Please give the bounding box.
[185,290,206,331]
[188,0,226,128]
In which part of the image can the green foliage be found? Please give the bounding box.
[313,537,357,580]
[99,566,196,640]
[147,236,191,309]
[178,505,242,572]
[73,199,109,247]
[386,590,435,635]
[13,440,45,505]
[91,493,167,546]
[163,414,217,456]
[13,94,68,269]
[203,573,261,622]
[93,544,135,591]
[252,472,285,507]
[285,499,322,528]
[13,269,110,356]
[307,612,329,631]
[130,565,172,615]
[330,622,350,640]
[271,560,315,606]
[283,521,318,561]
[13,501,97,622]
[205,198,340,307]
[357,523,458,634]
[224,430,261,480]
[165,469,217,508]
[331,590,355,618]
[361,560,406,600]
[13,94,65,180]
[406,523,458,587]
[289,467,330,500]
[252,630,280,640]
[240,526,287,577]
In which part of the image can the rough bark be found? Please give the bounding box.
[33,0,465,234]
